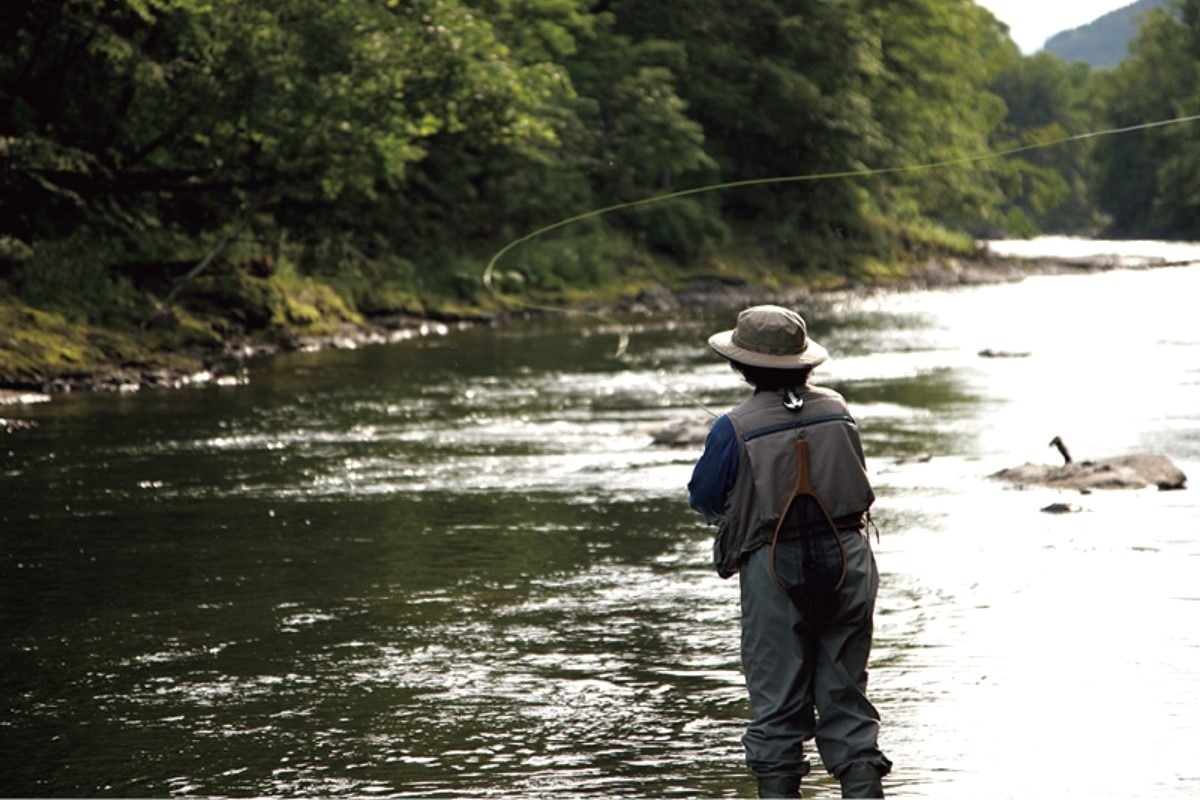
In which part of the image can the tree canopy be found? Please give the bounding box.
[1092,0,1200,237]
[2,0,1199,338]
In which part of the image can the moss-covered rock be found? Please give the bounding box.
[0,300,205,388]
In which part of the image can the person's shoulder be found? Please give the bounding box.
[804,384,855,416]
[805,384,846,402]
[709,412,736,439]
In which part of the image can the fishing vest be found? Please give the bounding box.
[713,385,875,579]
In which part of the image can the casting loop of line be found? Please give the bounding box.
[480,112,1200,359]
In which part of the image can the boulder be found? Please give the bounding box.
[978,348,1031,358]
[651,418,712,447]
[992,453,1187,491]
[1041,502,1082,514]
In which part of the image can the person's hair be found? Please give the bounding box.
[731,362,811,390]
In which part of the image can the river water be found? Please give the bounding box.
[3,241,1199,798]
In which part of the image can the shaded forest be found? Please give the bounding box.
[2,0,1200,383]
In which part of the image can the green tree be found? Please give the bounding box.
[987,52,1104,234]
[610,0,1026,267]
[0,0,586,306]
[436,0,727,282]
[1093,0,1200,237]
[611,0,888,269]
[561,22,724,261]
[861,0,1011,232]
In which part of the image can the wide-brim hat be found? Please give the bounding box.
[708,304,828,369]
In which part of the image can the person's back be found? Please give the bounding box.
[688,305,891,798]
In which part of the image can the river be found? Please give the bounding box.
[2,240,1199,798]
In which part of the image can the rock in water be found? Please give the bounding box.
[1041,502,1082,514]
[651,418,712,447]
[992,453,1187,491]
[978,348,1031,358]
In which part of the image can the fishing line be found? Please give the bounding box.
[480,112,1200,413]
[483,113,1200,295]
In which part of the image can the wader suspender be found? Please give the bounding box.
[768,437,850,599]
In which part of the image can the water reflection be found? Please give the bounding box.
[2,262,1199,797]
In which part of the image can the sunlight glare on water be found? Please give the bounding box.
[826,258,1200,798]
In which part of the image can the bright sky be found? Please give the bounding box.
[976,0,1139,53]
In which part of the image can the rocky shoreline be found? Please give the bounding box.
[0,315,464,404]
[0,249,1163,406]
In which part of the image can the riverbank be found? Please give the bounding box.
[0,244,1173,404]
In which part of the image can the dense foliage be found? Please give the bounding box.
[1,0,1198,353]
[1092,0,1200,237]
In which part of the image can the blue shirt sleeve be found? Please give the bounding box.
[688,414,739,524]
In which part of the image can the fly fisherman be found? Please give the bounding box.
[688,305,891,798]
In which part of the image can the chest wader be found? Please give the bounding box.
[768,437,848,626]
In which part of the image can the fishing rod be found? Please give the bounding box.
[651,369,720,419]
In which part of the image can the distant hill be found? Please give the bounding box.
[1044,0,1171,68]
